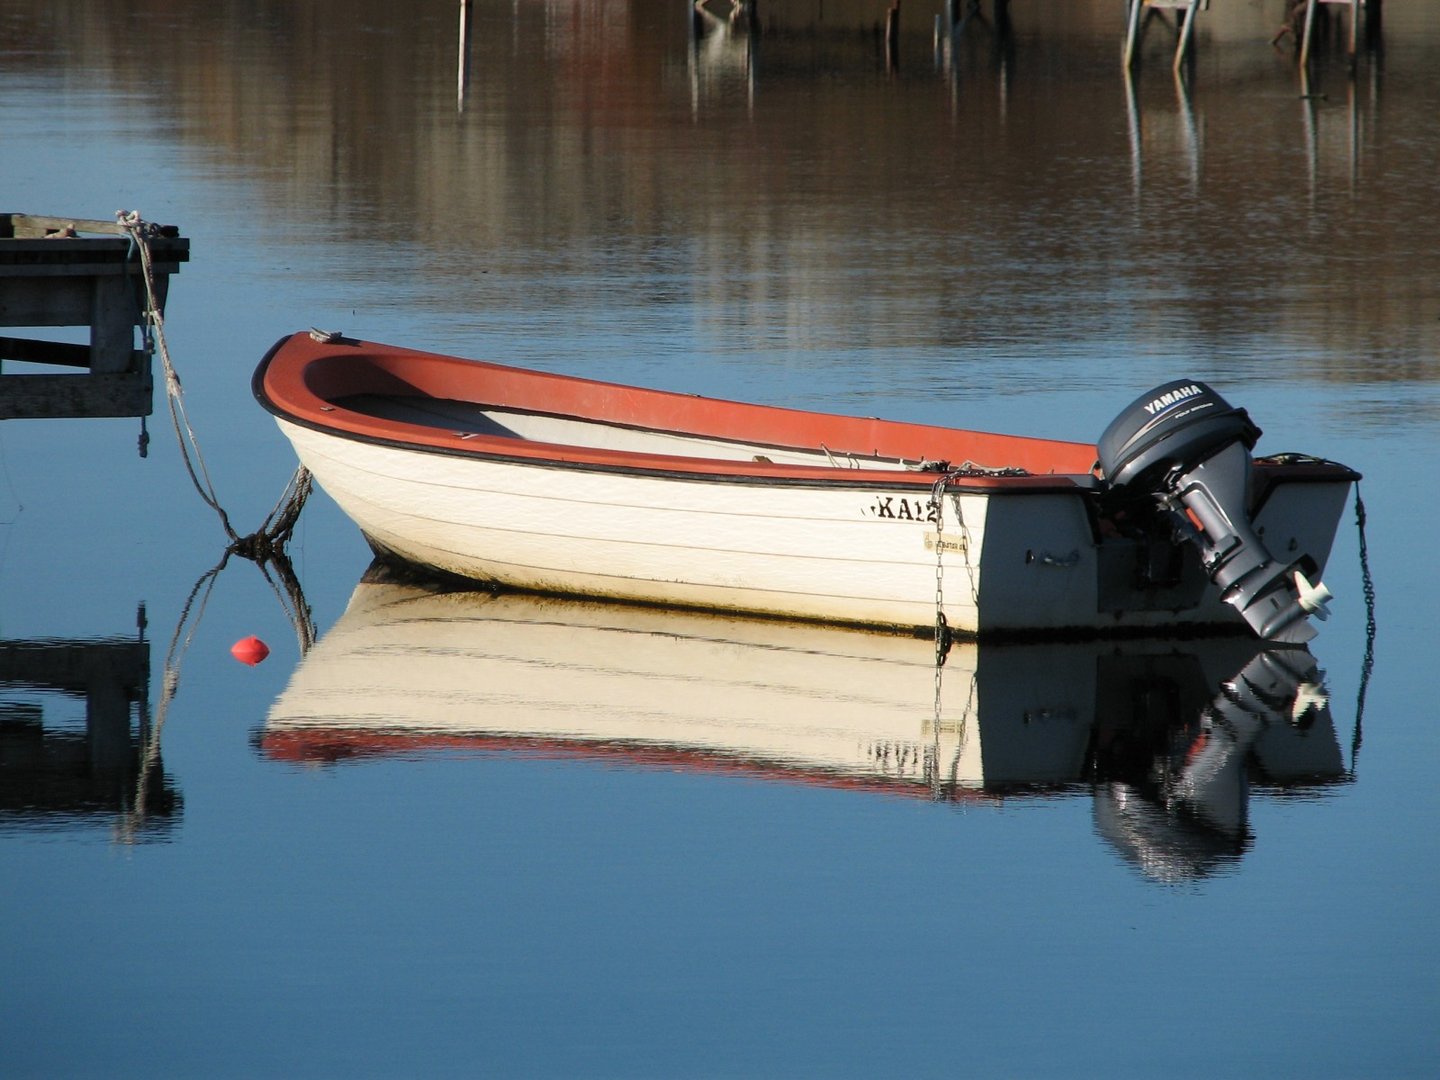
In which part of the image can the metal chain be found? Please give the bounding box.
[927,464,1002,660]
[926,461,1027,763]
[929,471,955,668]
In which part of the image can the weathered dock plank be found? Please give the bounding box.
[0,213,188,420]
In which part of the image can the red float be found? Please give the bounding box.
[230,635,270,665]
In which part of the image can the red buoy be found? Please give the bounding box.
[231,635,270,665]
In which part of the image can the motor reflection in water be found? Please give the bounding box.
[261,566,1351,882]
[0,617,179,841]
[1088,646,1340,882]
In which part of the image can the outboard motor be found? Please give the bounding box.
[1097,379,1332,644]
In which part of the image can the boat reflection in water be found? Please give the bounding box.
[262,569,1350,881]
[0,626,178,841]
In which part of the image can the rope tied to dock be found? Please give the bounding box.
[116,210,310,558]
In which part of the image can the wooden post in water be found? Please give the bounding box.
[1300,0,1319,66]
[1173,0,1199,73]
[1300,0,1366,70]
[1124,0,1144,69]
[885,0,901,70]
[457,0,472,112]
[1124,0,1206,73]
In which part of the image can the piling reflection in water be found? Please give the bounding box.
[261,568,1350,881]
[9,1,1438,391]
[0,624,179,841]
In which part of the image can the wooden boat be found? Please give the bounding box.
[260,577,1349,876]
[254,331,1359,640]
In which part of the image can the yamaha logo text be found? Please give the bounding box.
[1142,383,1205,416]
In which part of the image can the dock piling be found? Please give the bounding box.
[1300,0,1366,70]
[1124,0,1207,73]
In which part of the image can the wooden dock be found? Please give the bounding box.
[0,213,188,421]
[695,0,1384,75]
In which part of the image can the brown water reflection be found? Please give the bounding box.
[6,0,1437,388]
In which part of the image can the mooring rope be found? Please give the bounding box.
[116,210,310,558]
[230,465,313,562]
[1350,483,1376,775]
[115,555,222,844]
[115,541,316,844]
[256,547,318,654]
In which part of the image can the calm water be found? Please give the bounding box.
[2,1,1438,1075]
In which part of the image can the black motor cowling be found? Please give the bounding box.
[1098,380,1258,489]
[1098,379,1331,643]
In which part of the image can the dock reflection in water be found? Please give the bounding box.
[0,625,178,841]
[262,571,1349,881]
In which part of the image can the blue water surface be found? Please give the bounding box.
[1,2,1437,1076]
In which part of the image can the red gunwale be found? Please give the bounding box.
[256,333,1360,491]
[255,332,1100,490]
[256,728,1006,803]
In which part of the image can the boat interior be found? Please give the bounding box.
[336,392,940,472]
[260,334,1106,479]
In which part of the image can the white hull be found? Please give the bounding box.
[256,333,1358,639]
[281,418,1352,636]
